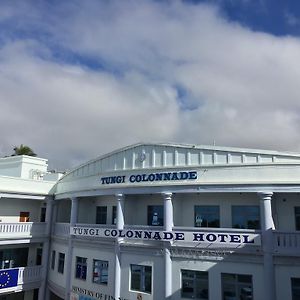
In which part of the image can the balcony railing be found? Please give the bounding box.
[273,231,300,255]
[0,222,47,239]
[52,222,70,237]
[52,223,300,255]
[0,266,43,294]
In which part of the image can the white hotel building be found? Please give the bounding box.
[0,143,300,300]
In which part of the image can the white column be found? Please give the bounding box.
[258,192,276,300]
[114,193,125,300]
[65,197,79,300]
[38,197,54,300]
[163,192,173,300]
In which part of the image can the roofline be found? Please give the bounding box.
[56,142,300,182]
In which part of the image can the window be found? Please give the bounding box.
[58,253,65,274]
[232,206,260,229]
[181,270,208,299]
[222,273,253,300]
[130,264,152,293]
[295,207,300,231]
[75,256,87,280]
[19,212,30,222]
[51,250,56,270]
[40,206,46,222]
[147,205,164,226]
[93,260,108,285]
[194,206,220,228]
[292,278,300,300]
[96,206,107,224]
[112,206,117,225]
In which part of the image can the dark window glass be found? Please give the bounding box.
[232,206,260,229]
[51,250,56,270]
[96,206,107,224]
[130,264,152,293]
[195,206,220,228]
[40,207,46,222]
[295,207,300,231]
[58,253,65,274]
[0,248,28,269]
[181,270,208,299]
[75,256,87,280]
[222,273,252,300]
[292,277,300,300]
[93,260,108,285]
[147,205,164,226]
[112,206,117,225]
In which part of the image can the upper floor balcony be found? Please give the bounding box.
[0,222,47,241]
[0,265,43,294]
[52,222,300,257]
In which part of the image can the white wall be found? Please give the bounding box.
[274,193,300,231]
[120,251,164,300]
[0,198,43,222]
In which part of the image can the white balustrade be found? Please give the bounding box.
[0,222,47,238]
[53,223,70,237]
[273,231,300,255]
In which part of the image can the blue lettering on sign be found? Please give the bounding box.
[101,171,198,185]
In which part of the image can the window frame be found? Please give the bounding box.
[194,205,220,228]
[295,207,300,231]
[75,256,87,280]
[92,259,109,285]
[221,273,253,300]
[57,252,65,274]
[130,264,152,294]
[96,206,107,224]
[181,269,209,299]
[51,250,56,270]
[147,205,164,226]
[232,205,260,229]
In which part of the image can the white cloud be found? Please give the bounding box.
[0,0,300,169]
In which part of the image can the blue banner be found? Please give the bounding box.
[0,269,19,289]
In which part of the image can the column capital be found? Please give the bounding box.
[162,192,173,200]
[115,193,125,201]
[258,192,273,200]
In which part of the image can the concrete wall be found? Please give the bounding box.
[0,198,44,222]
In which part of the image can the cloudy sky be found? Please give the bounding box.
[1,0,300,170]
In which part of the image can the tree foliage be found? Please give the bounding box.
[12,144,37,157]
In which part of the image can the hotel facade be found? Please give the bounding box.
[0,143,300,300]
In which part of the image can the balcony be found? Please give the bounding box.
[0,266,43,294]
[52,223,300,256]
[0,222,47,240]
[273,231,300,256]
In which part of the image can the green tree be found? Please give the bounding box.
[12,144,37,157]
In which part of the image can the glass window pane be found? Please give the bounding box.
[232,206,260,229]
[96,206,107,224]
[295,207,300,231]
[147,205,164,226]
[130,264,152,293]
[292,277,300,300]
[93,260,108,285]
[195,206,220,228]
[181,270,208,299]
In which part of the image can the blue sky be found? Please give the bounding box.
[188,0,300,36]
[0,0,300,169]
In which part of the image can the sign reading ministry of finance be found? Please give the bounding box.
[70,227,261,246]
